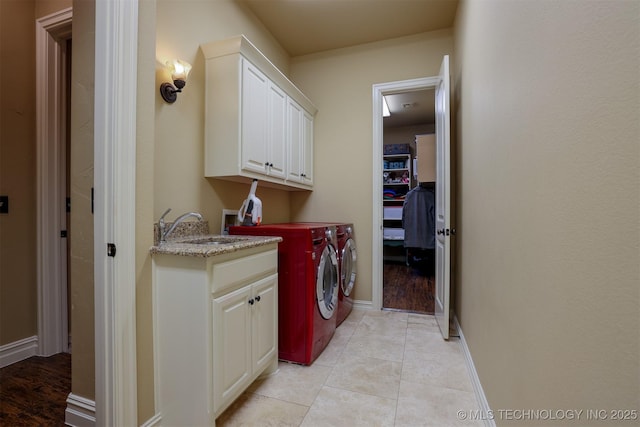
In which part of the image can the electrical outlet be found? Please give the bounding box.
[0,195,8,214]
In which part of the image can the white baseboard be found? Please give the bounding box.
[353,299,374,310]
[454,316,496,427]
[65,393,96,427]
[140,413,162,427]
[0,335,38,368]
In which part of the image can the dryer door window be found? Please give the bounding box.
[316,244,339,319]
[341,238,357,297]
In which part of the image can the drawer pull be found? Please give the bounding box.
[248,298,255,305]
[255,295,261,302]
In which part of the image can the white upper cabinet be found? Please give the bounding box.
[302,110,314,186]
[286,98,313,186]
[201,35,316,190]
[241,60,287,179]
[266,80,287,179]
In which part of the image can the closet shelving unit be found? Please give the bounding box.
[383,153,413,262]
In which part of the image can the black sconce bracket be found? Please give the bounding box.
[160,79,186,103]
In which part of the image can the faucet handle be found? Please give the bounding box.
[160,208,171,222]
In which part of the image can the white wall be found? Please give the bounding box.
[454,0,639,422]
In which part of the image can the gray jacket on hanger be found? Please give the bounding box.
[402,185,435,249]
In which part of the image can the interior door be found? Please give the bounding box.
[434,55,451,339]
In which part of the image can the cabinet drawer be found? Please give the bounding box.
[210,248,277,294]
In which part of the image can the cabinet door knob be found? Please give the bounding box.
[255,295,261,302]
[248,298,255,305]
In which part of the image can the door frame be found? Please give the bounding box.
[94,0,139,424]
[36,3,139,424]
[372,77,440,310]
[36,7,72,357]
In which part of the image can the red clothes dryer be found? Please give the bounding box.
[229,223,340,365]
[334,224,357,326]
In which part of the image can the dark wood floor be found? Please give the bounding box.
[383,261,435,314]
[0,353,70,426]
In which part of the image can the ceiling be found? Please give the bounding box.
[384,89,435,127]
[237,0,457,127]
[238,0,459,57]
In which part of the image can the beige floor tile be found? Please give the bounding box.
[402,349,473,392]
[301,386,397,427]
[216,392,309,426]
[395,381,483,427]
[326,354,402,399]
[315,317,358,366]
[335,317,359,339]
[219,311,482,426]
[405,328,463,357]
[345,332,406,362]
[247,361,332,406]
[343,307,367,324]
[314,327,350,367]
[354,313,409,338]
[407,313,440,329]
[367,309,409,321]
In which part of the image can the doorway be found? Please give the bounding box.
[371,76,441,313]
[36,7,73,358]
[381,89,436,314]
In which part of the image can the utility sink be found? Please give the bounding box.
[177,236,248,245]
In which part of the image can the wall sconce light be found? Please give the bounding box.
[160,59,192,103]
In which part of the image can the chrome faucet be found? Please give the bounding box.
[158,208,203,243]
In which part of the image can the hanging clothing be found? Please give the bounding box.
[402,185,435,249]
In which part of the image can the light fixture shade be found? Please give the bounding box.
[382,96,391,117]
[168,59,192,81]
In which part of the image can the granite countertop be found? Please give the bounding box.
[150,234,282,258]
[149,219,281,258]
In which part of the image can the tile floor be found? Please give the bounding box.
[217,308,483,426]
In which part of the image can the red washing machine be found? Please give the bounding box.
[229,223,340,365]
[294,223,357,326]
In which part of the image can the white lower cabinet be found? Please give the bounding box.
[153,244,278,426]
[212,274,277,413]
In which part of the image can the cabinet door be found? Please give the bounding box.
[301,110,314,185]
[286,98,303,183]
[241,59,269,175]
[287,99,313,186]
[212,285,252,413]
[267,82,287,179]
[251,274,278,372]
